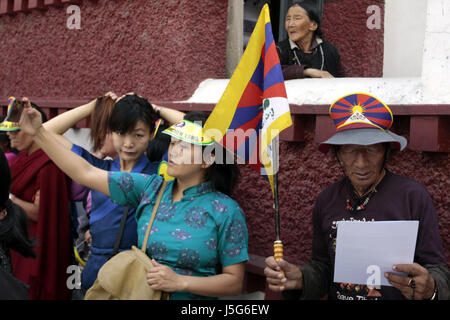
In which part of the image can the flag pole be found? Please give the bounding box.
[272,136,283,264]
[273,173,284,263]
[273,171,281,240]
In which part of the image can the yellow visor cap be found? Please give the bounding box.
[162,120,214,146]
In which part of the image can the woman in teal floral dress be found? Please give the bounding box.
[19,101,249,300]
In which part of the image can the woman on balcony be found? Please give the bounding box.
[276,1,345,79]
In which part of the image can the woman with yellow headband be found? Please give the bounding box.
[19,99,248,300]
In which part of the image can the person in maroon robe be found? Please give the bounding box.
[1,103,72,300]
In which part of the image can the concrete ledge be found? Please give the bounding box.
[2,77,449,151]
[185,77,430,105]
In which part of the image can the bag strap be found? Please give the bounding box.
[111,161,154,258]
[141,180,167,253]
[111,206,129,257]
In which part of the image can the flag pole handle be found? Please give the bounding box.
[274,240,285,277]
[274,240,283,262]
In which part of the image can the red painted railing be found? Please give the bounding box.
[1,98,449,153]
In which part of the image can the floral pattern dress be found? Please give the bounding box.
[107,172,249,300]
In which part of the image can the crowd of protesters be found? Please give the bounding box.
[0,1,449,302]
[0,93,249,300]
[1,90,449,301]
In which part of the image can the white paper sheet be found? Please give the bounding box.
[333,220,419,287]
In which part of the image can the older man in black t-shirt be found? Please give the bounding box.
[264,93,450,300]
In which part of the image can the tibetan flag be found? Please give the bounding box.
[203,4,292,196]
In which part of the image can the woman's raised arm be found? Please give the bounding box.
[19,98,110,197]
[43,98,97,135]
[152,104,185,125]
[42,92,118,150]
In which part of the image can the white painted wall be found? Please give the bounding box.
[63,128,92,151]
[421,0,450,103]
[383,0,427,77]
[186,77,424,106]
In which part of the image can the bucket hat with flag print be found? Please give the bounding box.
[319,93,407,153]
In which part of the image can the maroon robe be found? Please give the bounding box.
[9,149,71,300]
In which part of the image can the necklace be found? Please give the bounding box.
[346,189,376,212]
[293,44,324,70]
[345,170,386,212]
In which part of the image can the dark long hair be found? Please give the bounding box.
[30,102,48,123]
[147,123,170,162]
[90,96,116,152]
[288,1,323,38]
[0,149,36,258]
[183,112,240,196]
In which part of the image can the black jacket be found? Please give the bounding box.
[0,267,29,300]
[276,38,345,79]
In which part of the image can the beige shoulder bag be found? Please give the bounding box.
[85,180,168,300]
